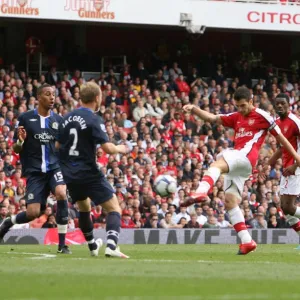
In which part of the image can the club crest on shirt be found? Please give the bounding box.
[52,122,58,130]
[248,119,255,126]
[28,193,34,200]
[284,126,288,133]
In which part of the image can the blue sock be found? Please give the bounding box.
[16,212,31,224]
[79,211,97,251]
[57,200,68,248]
[106,212,121,250]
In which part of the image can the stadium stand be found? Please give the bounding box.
[0,47,298,230]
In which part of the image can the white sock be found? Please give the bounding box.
[11,215,17,225]
[57,224,68,234]
[196,182,211,194]
[107,239,116,248]
[196,167,221,194]
[228,206,252,244]
[286,214,300,235]
[294,207,300,218]
[88,239,95,244]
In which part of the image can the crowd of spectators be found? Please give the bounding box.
[0,54,299,231]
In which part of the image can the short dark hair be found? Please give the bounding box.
[234,87,251,102]
[37,84,52,96]
[275,93,289,103]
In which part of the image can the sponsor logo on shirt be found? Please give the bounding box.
[235,128,253,139]
[34,132,55,143]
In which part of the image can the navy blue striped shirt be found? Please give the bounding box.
[14,109,62,176]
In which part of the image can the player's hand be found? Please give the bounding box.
[295,156,300,168]
[117,144,130,154]
[17,126,27,142]
[283,164,297,177]
[183,104,195,113]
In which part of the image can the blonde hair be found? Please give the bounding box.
[80,82,101,104]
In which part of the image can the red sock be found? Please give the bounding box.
[201,175,214,193]
[291,221,300,232]
[233,222,248,232]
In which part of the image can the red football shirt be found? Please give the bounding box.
[220,108,281,168]
[276,112,300,170]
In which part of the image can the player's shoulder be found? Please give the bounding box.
[18,110,35,120]
[51,112,63,122]
[94,113,104,123]
[288,112,300,128]
[253,108,273,122]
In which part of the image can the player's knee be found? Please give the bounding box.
[55,185,67,200]
[281,202,294,215]
[105,204,121,215]
[224,193,239,210]
[210,161,219,169]
[103,195,121,214]
[26,208,40,220]
[113,205,122,215]
[77,199,91,212]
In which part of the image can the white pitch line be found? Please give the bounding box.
[103,294,300,300]
[6,252,56,259]
[130,259,276,265]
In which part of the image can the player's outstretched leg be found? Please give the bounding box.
[0,204,40,241]
[102,195,129,258]
[181,159,226,207]
[281,194,300,249]
[55,185,71,254]
[77,199,102,256]
[225,192,257,255]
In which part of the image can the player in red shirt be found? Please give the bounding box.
[267,94,300,242]
[182,87,300,255]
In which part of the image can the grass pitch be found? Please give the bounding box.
[1,244,300,300]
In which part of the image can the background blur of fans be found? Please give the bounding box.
[0,6,299,231]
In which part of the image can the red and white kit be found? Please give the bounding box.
[219,108,281,195]
[276,112,300,195]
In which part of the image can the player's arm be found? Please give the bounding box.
[275,134,300,167]
[13,125,27,154]
[183,104,222,125]
[101,143,128,155]
[268,148,282,168]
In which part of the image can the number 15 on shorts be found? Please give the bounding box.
[54,171,64,183]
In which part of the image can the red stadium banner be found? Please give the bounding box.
[44,228,86,245]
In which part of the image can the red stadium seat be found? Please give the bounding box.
[122,128,132,134]
[118,105,130,117]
